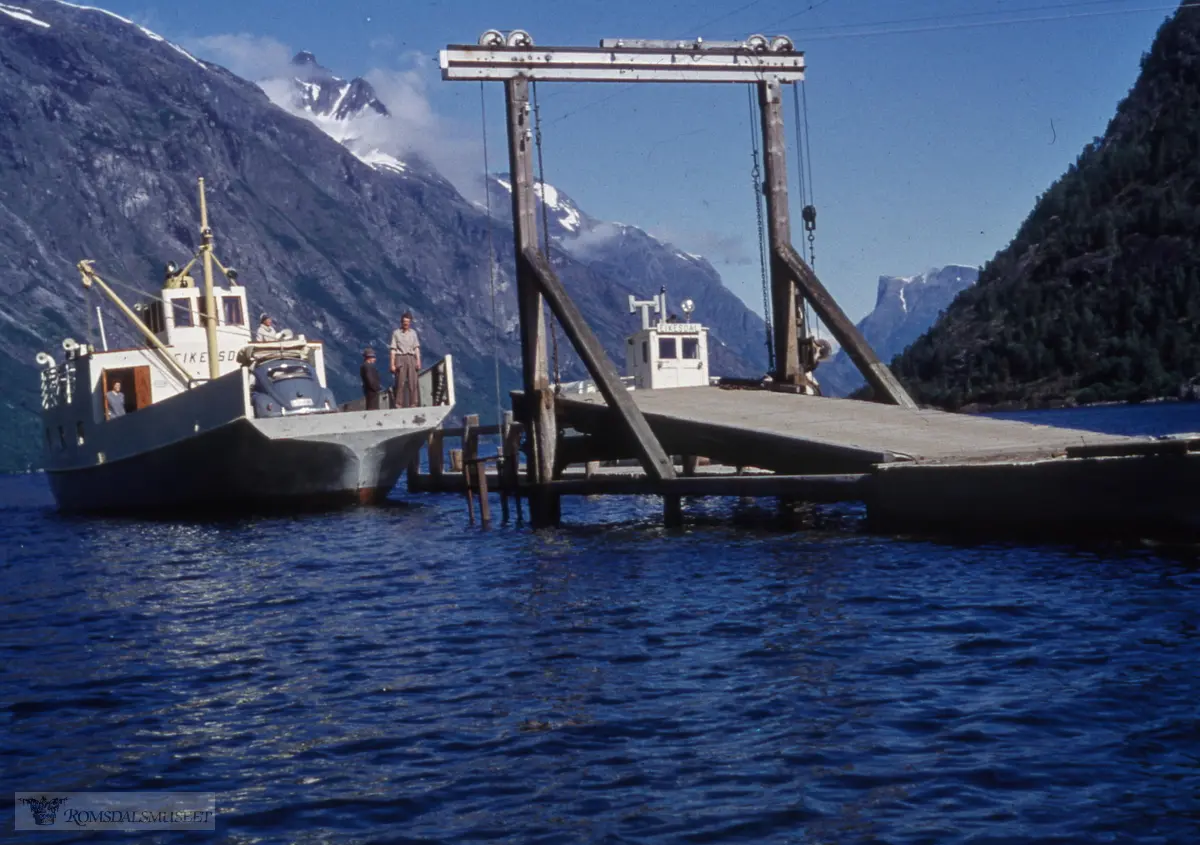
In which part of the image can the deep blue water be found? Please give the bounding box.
[2,403,1198,843]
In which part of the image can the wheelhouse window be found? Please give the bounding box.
[658,337,678,359]
[642,341,648,363]
[145,301,165,333]
[682,337,699,359]
[222,296,245,327]
[172,298,194,328]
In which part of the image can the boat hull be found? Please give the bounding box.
[46,410,445,515]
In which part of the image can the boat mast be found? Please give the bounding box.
[197,177,220,380]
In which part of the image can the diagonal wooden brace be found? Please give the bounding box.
[777,242,917,409]
[522,247,677,481]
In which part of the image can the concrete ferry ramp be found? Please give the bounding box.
[555,386,1140,474]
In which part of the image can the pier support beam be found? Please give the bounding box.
[758,77,802,386]
[523,248,676,483]
[505,77,559,526]
[777,244,917,408]
[758,78,916,408]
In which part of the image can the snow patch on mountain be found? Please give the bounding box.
[357,149,407,174]
[0,3,50,27]
[50,1,204,64]
[257,52,409,176]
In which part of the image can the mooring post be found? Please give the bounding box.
[429,429,444,484]
[758,76,802,386]
[477,458,492,526]
[504,420,524,524]
[462,414,478,524]
[664,494,683,528]
[505,76,559,526]
[499,410,512,522]
[406,451,421,493]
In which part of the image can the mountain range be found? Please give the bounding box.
[0,1,768,471]
[817,265,978,397]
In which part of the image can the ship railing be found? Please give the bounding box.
[40,363,74,410]
[339,354,456,412]
[419,355,455,408]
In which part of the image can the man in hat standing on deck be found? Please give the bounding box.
[361,347,382,410]
[390,311,421,408]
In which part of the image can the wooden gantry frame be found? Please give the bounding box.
[440,32,915,526]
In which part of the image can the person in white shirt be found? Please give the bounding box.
[256,313,281,342]
[389,311,421,407]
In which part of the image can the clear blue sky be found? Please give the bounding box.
[97,0,1176,321]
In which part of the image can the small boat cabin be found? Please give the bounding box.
[624,289,710,390]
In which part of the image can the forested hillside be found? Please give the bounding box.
[890,3,1200,409]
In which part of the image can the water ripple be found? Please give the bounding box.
[2,457,1198,843]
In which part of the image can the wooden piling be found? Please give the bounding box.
[476,458,492,525]
[462,414,479,524]
[499,411,513,522]
[504,420,524,523]
[664,494,683,528]
[429,429,444,482]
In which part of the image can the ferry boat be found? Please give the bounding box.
[35,178,455,514]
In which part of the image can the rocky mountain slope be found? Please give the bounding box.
[889,2,1200,409]
[818,265,977,396]
[0,2,766,471]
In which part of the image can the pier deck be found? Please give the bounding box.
[555,386,1142,473]
[413,391,1200,538]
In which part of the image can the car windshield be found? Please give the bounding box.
[266,362,311,381]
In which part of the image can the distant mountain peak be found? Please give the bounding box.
[818,264,978,396]
[281,51,388,121]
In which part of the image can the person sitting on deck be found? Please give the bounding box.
[106,380,126,419]
[390,311,422,408]
[255,313,282,342]
[361,347,383,410]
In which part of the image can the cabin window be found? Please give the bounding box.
[172,298,194,328]
[144,301,164,333]
[682,337,699,360]
[658,337,677,359]
[642,341,648,364]
[76,421,85,445]
[222,296,245,327]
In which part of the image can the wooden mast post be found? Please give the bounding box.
[758,77,802,387]
[757,79,916,406]
[504,76,559,527]
[197,177,220,381]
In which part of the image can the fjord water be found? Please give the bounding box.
[2,404,1197,844]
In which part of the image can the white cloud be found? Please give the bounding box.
[185,34,484,200]
[653,229,753,266]
[183,33,294,81]
[563,221,625,255]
